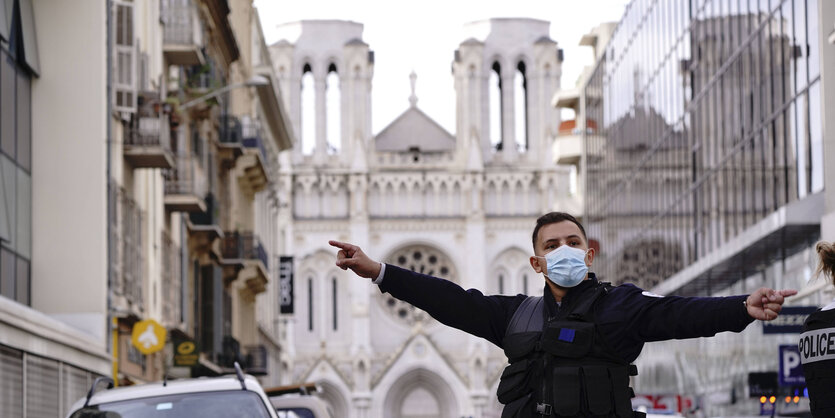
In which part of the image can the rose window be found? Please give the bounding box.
[379,245,458,325]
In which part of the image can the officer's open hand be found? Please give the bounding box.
[745,287,797,321]
[329,240,382,280]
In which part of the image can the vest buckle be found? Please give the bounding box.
[535,402,552,415]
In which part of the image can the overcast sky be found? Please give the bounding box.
[252,0,631,134]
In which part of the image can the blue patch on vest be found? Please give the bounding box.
[558,328,575,342]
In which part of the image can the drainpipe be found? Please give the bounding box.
[105,0,117,385]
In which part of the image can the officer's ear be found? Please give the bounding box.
[530,256,545,274]
[585,247,595,267]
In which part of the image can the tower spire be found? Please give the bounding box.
[409,70,418,108]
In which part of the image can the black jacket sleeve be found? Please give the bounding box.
[596,284,755,362]
[378,264,524,348]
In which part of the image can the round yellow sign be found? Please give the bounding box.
[131,319,166,355]
[177,341,196,355]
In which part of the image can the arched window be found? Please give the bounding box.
[514,61,528,151]
[301,63,315,155]
[489,62,502,151]
[498,273,504,295]
[326,63,341,153]
[522,273,529,295]
[331,277,338,331]
[307,277,314,332]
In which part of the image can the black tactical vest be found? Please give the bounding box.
[799,308,835,417]
[497,282,642,418]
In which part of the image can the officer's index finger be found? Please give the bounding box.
[329,240,356,252]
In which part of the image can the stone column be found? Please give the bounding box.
[501,73,517,160]
[314,76,327,163]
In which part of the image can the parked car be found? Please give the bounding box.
[67,364,278,418]
[265,383,333,418]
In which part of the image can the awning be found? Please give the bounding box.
[653,192,824,297]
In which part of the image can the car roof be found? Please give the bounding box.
[69,375,266,410]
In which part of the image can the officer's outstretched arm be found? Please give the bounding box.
[329,240,382,280]
[745,287,797,321]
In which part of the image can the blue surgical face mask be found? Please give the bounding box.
[537,245,589,288]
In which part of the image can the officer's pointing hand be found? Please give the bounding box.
[329,240,382,280]
[745,287,797,321]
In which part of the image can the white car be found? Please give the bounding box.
[66,367,278,418]
[265,383,333,418]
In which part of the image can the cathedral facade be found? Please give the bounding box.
[269,19,572,417]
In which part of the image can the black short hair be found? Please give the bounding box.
[531,212,587,251]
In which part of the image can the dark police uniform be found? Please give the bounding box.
[378,264,755,417]
[799,303,835,417]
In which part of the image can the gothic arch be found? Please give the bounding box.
[383,368,459,418]
[316,379,349,418]
[490,247,531,296]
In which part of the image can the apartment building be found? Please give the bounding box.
[0,1,292,416]
[577,0,832,415]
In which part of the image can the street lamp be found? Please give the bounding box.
[179,75,269,110]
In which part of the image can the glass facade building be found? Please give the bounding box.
[584,0,824,294]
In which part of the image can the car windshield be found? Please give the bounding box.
[70,390,273,418]
[276,409,315,418]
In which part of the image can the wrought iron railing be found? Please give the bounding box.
[164,154,208,196]
[162,0,200,45]
[109,183,145,311]
[125,113,171,149]
[221,232,268,269]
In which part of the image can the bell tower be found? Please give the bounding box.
[269,21,374,168]
[452,18,562,167]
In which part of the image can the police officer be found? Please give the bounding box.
[331,212,796,417]
[799,241,835,417]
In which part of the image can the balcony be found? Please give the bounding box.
[553,119,602,165]
[123,95,174,169]
[108,185,145,317]
[187,194,223,259]
[162,0,205,66]
[164,154,208,212]
[220,115,269,196]
[221,232,269,297]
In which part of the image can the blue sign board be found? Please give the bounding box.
[763,306,817,334]
[779,344,805,386]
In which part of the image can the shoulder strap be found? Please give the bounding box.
[559,282,611,320]
[506,296,544,335]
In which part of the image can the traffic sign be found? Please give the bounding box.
[762,306,817,334]
[779,344,805,386]
[131,319,166,355]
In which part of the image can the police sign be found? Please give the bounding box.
[279,256,294,314]
[778,344,805,386]
[799,326,835,365]
[762,306,817,334]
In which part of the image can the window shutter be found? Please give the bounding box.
[0,346,23,418]
[61,364,90,417]
[113,0,137,113]
[25,355,60,418]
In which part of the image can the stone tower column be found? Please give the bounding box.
[533,38,561,167]
[500,71,517,160]
[452,39,485,168]
[314,75,328,163]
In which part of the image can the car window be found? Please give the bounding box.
[70,390,273,418]
[275,408,315,418]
